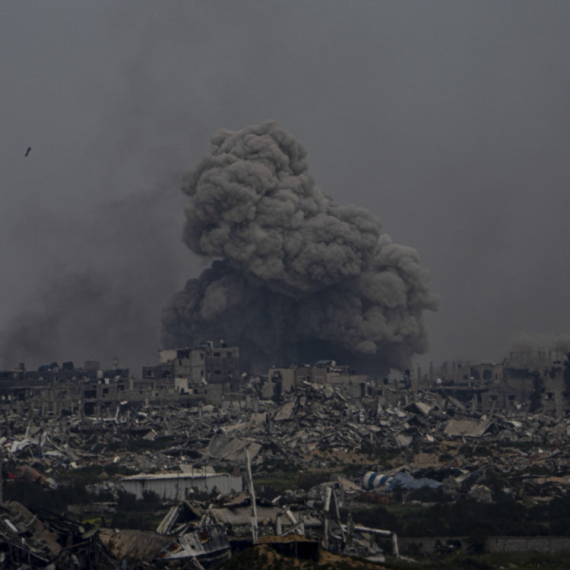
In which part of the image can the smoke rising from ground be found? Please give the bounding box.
[162,121,438,373]
[0,273,147,368]
[4,4,570,372]
[0,188,190,371]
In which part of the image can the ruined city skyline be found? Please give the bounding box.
[2,3,570,372]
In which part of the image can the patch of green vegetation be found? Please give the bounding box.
[256,458,301,475]
[408,486,450,504]
[54,462,137,485]
[352,495,570,539]
[347,505,402,534]
[254,470,336,499]
[255,472,297,489]
[110,510,165,531]
[4,480,168,531]
[341,464,366,478]
[55,464,105,484]
[109,490,165,531]
[102,462,138,477]
[255,459,367,500]
[4,480,99,512]
[359,443,400,466]
[382,503,424,517]
[296,472,337,491]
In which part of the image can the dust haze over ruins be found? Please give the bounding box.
[4,5,570,565]
[2,3,570,375]
[160,121,438,374]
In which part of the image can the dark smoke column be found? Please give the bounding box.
[161,121,438,374]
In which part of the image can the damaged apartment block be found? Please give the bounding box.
[143,339,241,394]
[422,349,570,418]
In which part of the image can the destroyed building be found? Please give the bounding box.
[0,359,225,419]
[5,350,570,565]
[143,340,240,393]
[269,361,370,399]
[423,350,570,417]
[0,360,129,386]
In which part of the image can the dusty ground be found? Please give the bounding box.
[225,544,389,570]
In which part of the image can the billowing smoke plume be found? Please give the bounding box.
[162,121,438,373]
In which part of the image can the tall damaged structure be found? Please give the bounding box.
[144,341,240,392]
[162,121,437,374]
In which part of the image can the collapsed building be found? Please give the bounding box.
[421,350,570,417]
[5,356,570,564]
[0,342,383,421]
[143,340,240,393]
[1,346,569,425]
[269,361,369,399]
[0,344,240,420]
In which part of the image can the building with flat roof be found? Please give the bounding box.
[121,468,243,500]
[143,341,240,392]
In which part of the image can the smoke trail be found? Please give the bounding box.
[162,121,438,373]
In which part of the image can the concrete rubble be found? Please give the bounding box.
[4,373,570,565]
[4,379,570,495]
[0,500,119,569]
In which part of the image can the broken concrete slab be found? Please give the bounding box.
[207,434,262,462]
[443,418,493,438]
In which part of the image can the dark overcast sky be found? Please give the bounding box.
[2,1,570,371]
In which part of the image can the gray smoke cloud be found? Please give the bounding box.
[0,272,147,368]
[162,121,438,373]
[0,187,190,371]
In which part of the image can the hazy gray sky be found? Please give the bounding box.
[2,1,570,371]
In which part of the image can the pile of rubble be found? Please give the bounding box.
[7,378,570,566]
[4,381,570,504]
[0,500,119,569]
